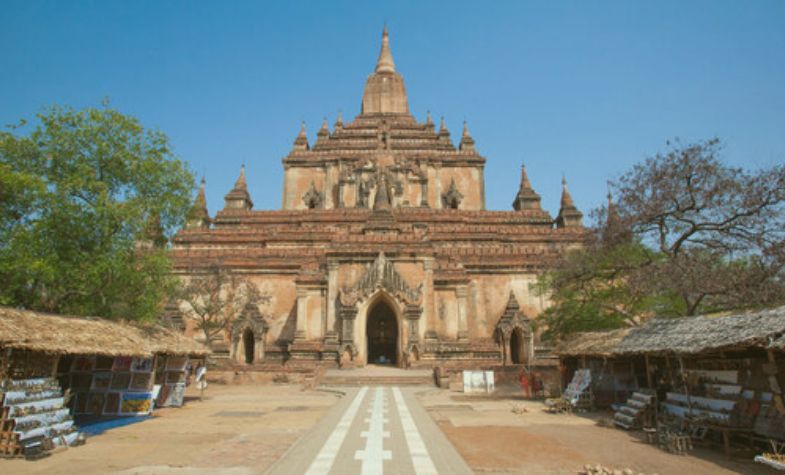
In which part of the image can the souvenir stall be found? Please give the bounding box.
[0,306,209,459]
[556,305,785,461]
[610,306,785,459]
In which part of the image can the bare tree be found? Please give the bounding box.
[540,139,785,339]
[178,265,269,345]
[609,138,785,315]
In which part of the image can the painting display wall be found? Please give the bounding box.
[154,356,189,408]
[59,355,155,416]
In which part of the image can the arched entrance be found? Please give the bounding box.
[510,327,526,364]
[366,299,398,365]
[243,329,255,364]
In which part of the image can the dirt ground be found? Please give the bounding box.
[418,389,778,475]
[2,384,340,475]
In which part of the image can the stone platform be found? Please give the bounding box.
[320,364,435,386]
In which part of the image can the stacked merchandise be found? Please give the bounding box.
[0,377,79,457]
[662,370,739,425]
[613,390,656,429]
[154,356,189,408]
[61,356,154,417]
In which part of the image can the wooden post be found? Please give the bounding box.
[645,355,654,388]
[678,356,693,416]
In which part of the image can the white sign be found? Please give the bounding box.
[463,371,495,393]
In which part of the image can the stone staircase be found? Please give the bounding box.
[319,365,435,387]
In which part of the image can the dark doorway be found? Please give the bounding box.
[510,327,526,364]
[366,300,398,365]
[243,329,255,364]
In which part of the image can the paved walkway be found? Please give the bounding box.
[267,386,472,475]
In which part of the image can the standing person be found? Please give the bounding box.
[519,367,531,398]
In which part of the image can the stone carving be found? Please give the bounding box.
[441,178,463,209]
[302,181,324,209]
[339,252,423,307]
[495,291,532,340]
[230,302,269,343]
[494,291,532,365]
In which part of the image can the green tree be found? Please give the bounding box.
[0,104,194,320]
[539,139,785,340]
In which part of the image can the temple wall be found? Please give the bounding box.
[283,167,326,210]
[245,275,298,344]
[468,273,545,339]
[439,166,483,210]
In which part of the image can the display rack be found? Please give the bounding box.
[614,390,656,429]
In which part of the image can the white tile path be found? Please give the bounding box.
[305,386,369,475]
[269,385,472,475]
[392,387,437,475]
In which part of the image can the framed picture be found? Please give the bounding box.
[120,392,153,415]
[166,371,186,384]
[129,372,152,391]
[91,372,112,391]
[131,357,153,372]
[88,392,105,416]
[165,356,188,371]
[110,372,131,391]
[95,355,114,371]
[104,392,120,414]
[71,356,94,372]
[70,373,93,390]
[112,356,132,372]
[74,392,88,414]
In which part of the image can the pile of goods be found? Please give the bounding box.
[0,377,80,458]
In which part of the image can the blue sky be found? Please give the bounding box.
[2,1,784,220]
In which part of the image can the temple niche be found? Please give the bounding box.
[171,27,585,369]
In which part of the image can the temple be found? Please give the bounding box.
[170,28,585,369]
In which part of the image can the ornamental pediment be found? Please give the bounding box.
[339,252,423,307]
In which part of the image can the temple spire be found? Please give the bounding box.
[293,121,309,151]
[224,165,253,211]
[375,25,396,73]
[459,120,475,152]
[512,164,542,211]
[186,177,211,229]
[556,175,583,228]
[235,165,247,191]
[560,176,574,208]
[317,117,330,143]
[361,27,409,115]
[334,110,343,131]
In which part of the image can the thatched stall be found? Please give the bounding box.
[555,328,642,407]
[556,306,785,454]
[0,306,209,458]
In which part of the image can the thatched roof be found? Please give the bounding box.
[554,328,632,357]
[555,306,785,358]
[0,307,209,357]
[133,323,210,357]
[614,306,785,356]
